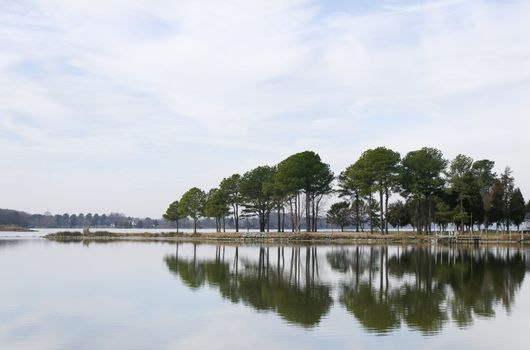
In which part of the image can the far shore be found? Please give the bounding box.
[43,230,530,245]
[0,225,35,232]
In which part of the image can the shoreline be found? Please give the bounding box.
[0,225,35,232]
[43,230,530,245]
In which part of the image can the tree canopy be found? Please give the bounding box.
[179,187,207,233]
[163,200,181,232]
[163,147,526,234]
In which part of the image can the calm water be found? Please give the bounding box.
[1,239,530,349]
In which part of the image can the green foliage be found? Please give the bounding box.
[401,147,447,199]
[433,200,454,230]
[219,174,242,231]
[275,151,333,196]
[343,147,400,234]
[204,188,230,223]
[386,200,410,230]
[446,154,480,231]
[472,160,496,195]
[488,180,505,225]
[240,166,276,231]
[163,200,181,231]
[509,188,526,228]
[362,147,401,191]
[337,169,365,232]
[163,201,180,222]
[346,154,377,197]
[162,148,525,234]
[400,147,447,234]
[240,166,275,209]
[446,154,475,201]
[326,201,352,231]
[487,167,516,230]
[275,151,334,232]
[220,174,242,205]
[179,187,207,233]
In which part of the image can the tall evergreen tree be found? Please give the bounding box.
[240,166,275,232]
[337,169,364,232]
[204,188,230,232]
[509,188,526,231]
[356,147,400,234]
[446,154,474,233]
[400,147,447,234]
[163,200,181,233]
[472,159,496,231]
[326,201,352,232]
[219,174,242,232]
[275,151,333,232]
[179,187,207,234]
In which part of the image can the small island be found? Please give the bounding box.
[0,225,35,232]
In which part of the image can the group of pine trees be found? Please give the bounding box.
[165,148,529,234]
[164,151,333,233]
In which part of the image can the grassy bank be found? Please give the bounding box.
[44,230,530,245]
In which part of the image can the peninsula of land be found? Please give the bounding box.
[44,230,530,245]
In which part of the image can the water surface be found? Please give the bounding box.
[1,239,529,349]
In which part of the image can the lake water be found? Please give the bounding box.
[1,238,530,349]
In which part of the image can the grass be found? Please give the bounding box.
[43,229,530,245]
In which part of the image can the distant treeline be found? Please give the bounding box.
[0,208,330,230]
[165,148,530,234]
[0,209,163,229]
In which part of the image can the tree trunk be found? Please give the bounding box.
[385,188,389,234]
[369,195,374,234]
[293,196,298,232]
[277,203,281,232]
[427,196,432,235]
[306,192,311,232]
[315,194,323,232]
[296,193,302,232]
[415,199,420,235]
[258,209,264,232]
[460,199,464,233]
[355,193,360,232]
[311,197,316,232]
[379,190,384,235]
[234,204,239,233]
[282,206,286,232]
[289,198,295,232]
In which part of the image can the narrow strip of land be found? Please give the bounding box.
[0,225,35,232]
[44,230,530,245]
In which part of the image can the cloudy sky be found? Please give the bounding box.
[1,0,529,218]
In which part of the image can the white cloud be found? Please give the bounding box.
[1,0,529,216]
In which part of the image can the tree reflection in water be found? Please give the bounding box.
[165,244,528,334]
[165,244,332,328]
[331,245,526,335]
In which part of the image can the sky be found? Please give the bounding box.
[1,0,529,218]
